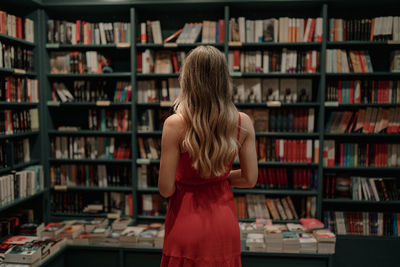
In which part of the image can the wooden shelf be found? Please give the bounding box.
[0,33,35,47]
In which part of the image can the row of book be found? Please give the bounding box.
[50,164,131,188]
[52,81,131,103]
[13,138,30,164]
[243,108,315,133]
[0,142,7,168]
[50,136,131,160]
[140,194,168,216]
[49,51,112,74]
[256,168,318,190]
[0,165,43,206]
[325,80,400,104]
[87,109,131,132]
[229,17,323,43]
[138,109,169,132]
[326,49,373,73]
[137,78,180,104]
[138,49,187,74]
[51,191,133,216]
[234,78,313,103]
[0,10,34,42]
[139,20,225,44]
[242,219,335,254]
[0,77,39,103]
[235,195,316,220]
[256,138,318,163]
[325,175,399,201]
[47,20,131,44]
[138,137,161,160]
[329,17,400,41]
[326,108,400,134]
[324,211,400,237]
[137,165,159,189]
[228,49,320,74]
[0,43,34,71]
[323,140,400,167]
[0,109,39,134]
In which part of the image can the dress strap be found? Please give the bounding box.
[237,112,241,142]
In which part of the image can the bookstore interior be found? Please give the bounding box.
[0,0,400,266]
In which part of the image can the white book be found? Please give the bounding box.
[308,108,315,132]
[299,19,304,42]
[311,50,317,73]
[387,16,394,37]
[303,18,311,42]
[306,140,312,162]
[255,20,262,42]
[228,51,234,73]
[274,19,279,43]
[152,20,162,44]
[369,179,380,201]
[246,20,254,43]
[279,139,284,160]
[238,17,246,42]
[393,17,399,41]
[263,52,269,73]
[281,48,287,73]
[255,51,262,72]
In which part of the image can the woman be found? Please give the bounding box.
[158,46,258,267]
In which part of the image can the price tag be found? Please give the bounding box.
[230,72,242,77]
[47,101,60,107]
[160,101,173,107]
[14,69,26,75]
[266,101,282,107]
[96,100,111,106]
[54,185,67,191]
[325,101,339,107]
[164,43,178,48]
[116,43,130,48]
[229,42,243,47]
[46,43,60,49]
[388,40,400,45]
[136,158,151,164]
[107,213,121,219]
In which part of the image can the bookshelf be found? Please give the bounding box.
[0,0,399,267]
[0,2,47,226]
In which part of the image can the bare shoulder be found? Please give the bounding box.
[238,112,255,142]
[163,114,186,137]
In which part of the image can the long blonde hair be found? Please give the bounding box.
[174,46,239,178]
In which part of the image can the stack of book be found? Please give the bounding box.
[283,231,301,253]
[326,50,373,73]
[229,17,323,43]
[47,20,130,44]
[0,10,34,42]
[228,49,320,73]
[313,229,336,254]
[329,17,400,41]
[264,224,284,252]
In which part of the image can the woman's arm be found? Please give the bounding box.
[158,115,182,198]
[228,113,258,188]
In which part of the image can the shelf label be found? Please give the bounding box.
[160,101,173,107]
[14,69,26,75]
[46,43,60,49]
[230,72,242,77]
[107,213,121,219]
[388,40,400,45]
[47,101,60,106]
[54,185,67,191]
[116,43,130,48]
[229,41,242,47]
[164,43,178,48]
[136,158,151,164]
[96,100,111,106]
[266,101,282,107]
[325,101,339,107]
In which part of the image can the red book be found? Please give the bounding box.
[325,175,330,197]
[366,143,370,166]
[284,140,289,162]
[128,194,133,217]
[262,168,269,188]
[300,218,324,232]
[76,20,81,44]
[349,80,354,104]
[17,78,21,102]
[121,25,125,43]
[283,169,289,187]
[340,143,344,166]
[219,19,225,43]
[137,52,142,72]
[171,52,179,73]
[267,168,274,188]
[307,19,316,42]
[233,50,240,71]
[331,176,336,197]
[257,169,263,187]
[275,139,280,161]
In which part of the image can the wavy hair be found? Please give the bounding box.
[174,46,239,178]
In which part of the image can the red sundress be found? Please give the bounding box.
[160,114,242,267]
